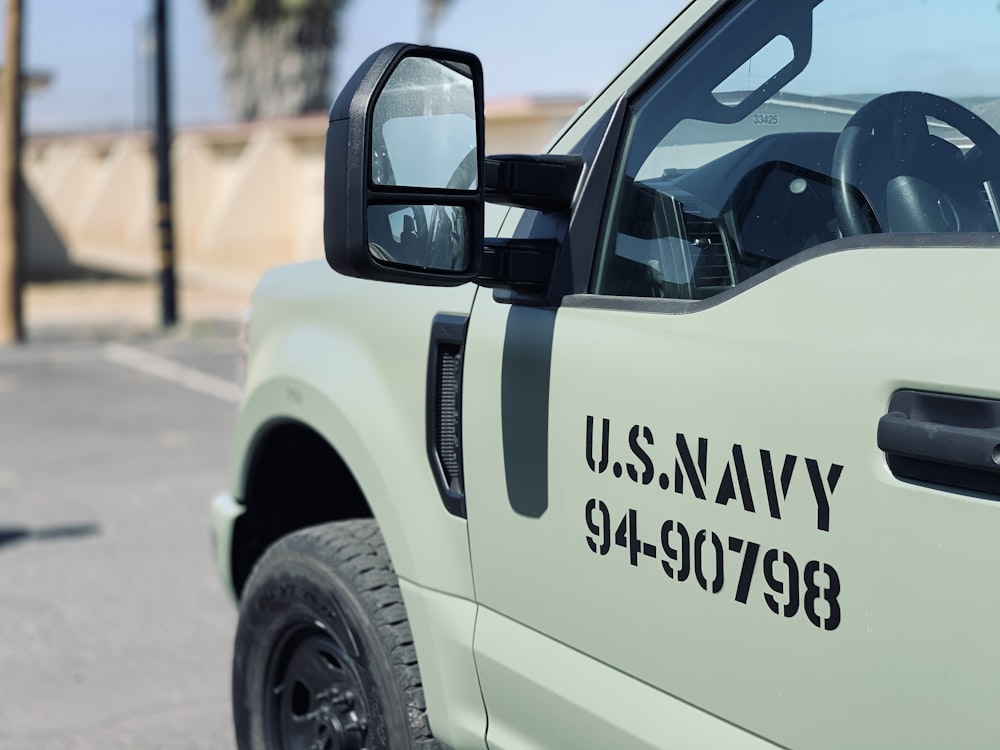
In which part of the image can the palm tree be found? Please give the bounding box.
[203,0,350,120]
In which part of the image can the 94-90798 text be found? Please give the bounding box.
[584,499,842,631]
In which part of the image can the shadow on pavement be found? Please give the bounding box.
[0,523,100,550]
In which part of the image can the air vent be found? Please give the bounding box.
[427,314,468,518]
[682,212,735,294]
[979,181,1000,230]
[436,343,462,490]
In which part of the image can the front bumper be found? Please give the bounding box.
[210,492,246,603]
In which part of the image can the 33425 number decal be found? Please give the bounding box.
[585,498,841,631]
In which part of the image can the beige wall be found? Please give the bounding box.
[23,97,583,283]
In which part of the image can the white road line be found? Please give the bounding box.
[0,349,102,365]
[102,343,241,403]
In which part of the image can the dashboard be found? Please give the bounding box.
[611,118,998,302]
[655,131,844,274]
[608,132,849,299]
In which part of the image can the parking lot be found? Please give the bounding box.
[0,284,248,749]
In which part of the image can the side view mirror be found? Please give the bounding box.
[324,43,485,285]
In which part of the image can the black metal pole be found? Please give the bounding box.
[154,0,177,327]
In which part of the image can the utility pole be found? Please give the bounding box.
[153,0,177,327]
[0,0,24,344]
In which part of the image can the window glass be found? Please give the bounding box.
[593,0,1000,300]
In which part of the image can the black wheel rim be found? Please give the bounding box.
[264,623,370,750]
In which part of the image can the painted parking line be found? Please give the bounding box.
[0,348,102,365]
[102,342,241,403]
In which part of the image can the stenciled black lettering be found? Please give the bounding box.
[805,459,843,532]
[586,416,611,475]
[804,560,842,631]
[585,498,611,555]
[626,425,655,485]
[613,508,644,566]
[760,451,798,521]
[763,548,800,618]
[714,444,755,513]
[694,529,725,594]
[715,466,736,507]
[660,519,691,581]
[729,536,760,604]
[674,434,708,500]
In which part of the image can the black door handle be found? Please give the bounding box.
[878,390,1000,498]
[878,412,1000,471]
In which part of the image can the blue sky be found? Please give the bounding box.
[14,0,684,133]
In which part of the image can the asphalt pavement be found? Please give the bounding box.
[0,279,250,749]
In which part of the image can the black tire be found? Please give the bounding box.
[232,519,442,750]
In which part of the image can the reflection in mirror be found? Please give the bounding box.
[371,57,477,190]
[367,203,470,272]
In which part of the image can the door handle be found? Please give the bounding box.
[878,413,1000,471]
[878,390,1000,498]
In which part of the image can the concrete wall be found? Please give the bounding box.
[23,97,583,283]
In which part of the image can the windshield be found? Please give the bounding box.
[634,0,1000,177]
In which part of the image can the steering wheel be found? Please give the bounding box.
[832,91,1000,237]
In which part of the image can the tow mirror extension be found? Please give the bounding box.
[478,238,558,291]
[485,154,583,213]
[479,154,583,293]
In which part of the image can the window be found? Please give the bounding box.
[593,0,1000,300]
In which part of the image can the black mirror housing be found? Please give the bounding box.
[324,43,486,286]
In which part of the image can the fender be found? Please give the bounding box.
[230,260,478,598]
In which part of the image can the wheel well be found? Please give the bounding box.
[231,421,372,596]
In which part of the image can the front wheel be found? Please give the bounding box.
[232,520,441,750]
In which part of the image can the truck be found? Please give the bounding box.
[210,0,1000,747]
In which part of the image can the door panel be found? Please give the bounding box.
[473,607,781,750]
[463,244,1000,749]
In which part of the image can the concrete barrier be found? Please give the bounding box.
[23,97,583,285]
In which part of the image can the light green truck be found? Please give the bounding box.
[210,0,1000,747]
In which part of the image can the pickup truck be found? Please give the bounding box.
[211,0,1000,747]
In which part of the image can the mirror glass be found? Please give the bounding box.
[371,57,478,190]
[367,203,470,271]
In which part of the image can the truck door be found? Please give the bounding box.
[462,0,1000,748]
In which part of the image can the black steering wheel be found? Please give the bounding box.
[832,91,1000,237]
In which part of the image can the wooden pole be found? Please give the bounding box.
[0,0,24,344]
